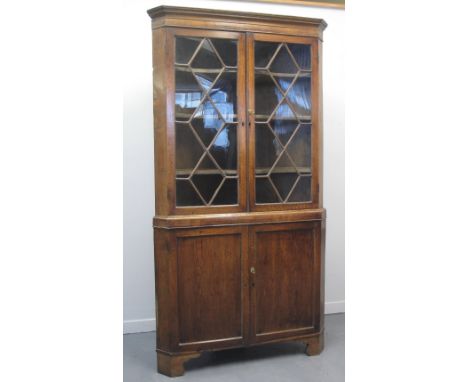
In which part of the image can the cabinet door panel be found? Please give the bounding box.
[176,226,248,349]
[250,222,320,342]
[248,33,319,211]
[168,28,247,214]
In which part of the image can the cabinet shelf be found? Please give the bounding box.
[255,167,311,175]
[176,169,238,177]
[255,115,311,121]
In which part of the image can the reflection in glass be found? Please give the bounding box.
[209,70,237,122]
[209,124,237,170]
[193,71,220,92]
[274,76,295,93]
[271,101,295,120]
[287,74,311,119]
[288,43,311,70]
[193,100,224,124]
[175,68,203,121]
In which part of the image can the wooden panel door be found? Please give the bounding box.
[175,226,249,351]
[249,222,321,342]
[247,33,321,212]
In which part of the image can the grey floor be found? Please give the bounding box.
[124,313,344,382]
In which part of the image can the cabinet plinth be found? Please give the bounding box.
[148,6,326,377]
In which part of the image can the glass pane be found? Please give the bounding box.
[212,178,238,205]
[255,42,279,68]
[175,123,204,177]
[273,75,295,93]
[270,172,298,201]
[193,71,220,92]
[288,124,311,173]
[175,68,203,121]
[196,153,218,172]
[288,43,311,70]
[256,178,280,204]
[270,120,298,146]
[271,100,295,120]
[191,39,223,69]
[269,45,298,74]
[209,124,237,171]
[211,39,237,67]
[288,176,312,202]
[175,36,239,207]
[192,174,224,204]
[176,180,204,206]
[287,74,311,119]
[255,71,281,122]
[255,123,281,172]
[193,99,224,124]
[176,37,202,65]
[190,116,223,147]
[270,153,300,202]
[209,69,237,122]
[254,40,312,205]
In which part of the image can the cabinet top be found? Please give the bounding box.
[147,6,327,39]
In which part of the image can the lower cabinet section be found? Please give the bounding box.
[154,220,324,377]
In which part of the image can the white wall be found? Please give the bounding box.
[123,0,344,334]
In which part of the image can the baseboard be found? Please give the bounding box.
[123,318,156,334]
[324,300,345,314]
[124,301,345,334]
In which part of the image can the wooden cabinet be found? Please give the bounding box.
[148,6,327,377]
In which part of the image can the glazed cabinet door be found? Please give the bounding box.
[168,28,247,214]
[247,33,320,211]
[170,226,249,352]
[249,222,322,343]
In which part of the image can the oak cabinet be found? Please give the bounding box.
[148,6,327,377]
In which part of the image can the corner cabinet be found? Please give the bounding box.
[148,6,327,377]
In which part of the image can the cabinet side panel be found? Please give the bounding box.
[312,39,323,208]
[152,28,172,215]
[154,228,179,351]
[177,233,243,344]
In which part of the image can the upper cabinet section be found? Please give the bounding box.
[149,7,326,216]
